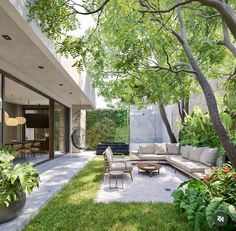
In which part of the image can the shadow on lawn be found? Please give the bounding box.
[24,159,209,231]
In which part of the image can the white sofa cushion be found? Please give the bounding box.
[155,143,167,154]
[180,146,191,159]
[139,144,155,154]
[166,143,180,154]
[200,148,218,166]
[168,156,209,173]
[139,154,165,160]
[189,147,206,162]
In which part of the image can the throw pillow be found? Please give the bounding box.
[189,147,206,162]
[155,143,167,154]
[200,148,218,166]
[166,143,180,154]
[180,146,190,159]
[139,145,155,154]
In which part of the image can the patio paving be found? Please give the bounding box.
[96,164,189,203]
[0,151,95,231]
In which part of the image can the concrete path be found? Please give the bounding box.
[0,151,95,231]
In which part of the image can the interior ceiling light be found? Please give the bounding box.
[2,35,12,40]
[38,66,45,69]
[0,111,9,123]
[15,116,26,125]
[5,118,18,126]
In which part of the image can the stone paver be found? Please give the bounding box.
[96,165,188,203]
[0,151,95,231]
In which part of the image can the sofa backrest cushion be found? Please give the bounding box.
[200,148,218,166]
[216,155,226,168]
[154,143,167,154]
[180,146,190,159]
[189,147,206,162]
[166,143,180,155]
[139,144,155,154]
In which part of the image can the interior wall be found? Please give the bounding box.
[4,102,22,143]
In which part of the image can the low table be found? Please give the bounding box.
[137,163,162,177]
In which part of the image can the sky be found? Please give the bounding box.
[74,5,111,109]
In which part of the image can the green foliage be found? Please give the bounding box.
[178,106,220,148]
[27,0,77,40]
[0,151,40,206]
[86,118,117,149]
[179,97,236,152]
[86,109,129,149]
[24,158,204,231]
[172,163,236,231]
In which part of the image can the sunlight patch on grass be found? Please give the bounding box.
[24,158,209,231]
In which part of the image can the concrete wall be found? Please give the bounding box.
[129,105,170,150]
[71,105,86,152]
[171,79,226,139]
[129,79,226,148]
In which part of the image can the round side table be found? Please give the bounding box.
[109,171,124,189]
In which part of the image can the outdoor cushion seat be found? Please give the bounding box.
[111,162,133,172]
[139,154,170,160]
[168,156,210,173]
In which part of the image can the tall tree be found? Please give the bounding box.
[28,0,236,165]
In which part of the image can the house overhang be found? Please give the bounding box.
[0,0,96,109]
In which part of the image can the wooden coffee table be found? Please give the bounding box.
[137,163,162,177]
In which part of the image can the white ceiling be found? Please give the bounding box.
[0,4,95,108]
[5,77,48,105]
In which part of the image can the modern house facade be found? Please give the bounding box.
[0,0,96,158]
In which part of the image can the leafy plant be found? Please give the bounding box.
[86,109,129,149]
[0,150,40,206]
[178,106,220,148]
[179,105,236,153]
[172,163,236,231]
[86,118,117,150]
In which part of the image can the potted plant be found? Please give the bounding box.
[0,149,40,223]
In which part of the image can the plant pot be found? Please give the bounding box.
[0,190,26,223]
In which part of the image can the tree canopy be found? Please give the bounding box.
[28,0,236,166]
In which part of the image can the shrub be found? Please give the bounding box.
[86,119,117,149]
[178,106,220,148]
[0,150,40,206]
[172,163,236,231]
[86,109,129,149]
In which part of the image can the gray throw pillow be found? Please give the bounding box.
[200,148,218,166]
[189,147,206,162]
[166,143,180,154]
[155,143,167,154]
[180,146,190,159]
[216,155,226,167]
[139,145,155,154]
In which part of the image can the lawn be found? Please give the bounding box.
[24,158,209,231]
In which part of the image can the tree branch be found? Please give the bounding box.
[217,20,236,57]
[139,0,193,14]
[71,0,110,15]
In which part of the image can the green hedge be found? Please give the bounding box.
[86,109,129,149]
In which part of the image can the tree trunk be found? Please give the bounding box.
[175,4,236,166]
[159,104,177,143]
[177,99,189,123]
[183,98,189,121]
[197,0,236,41]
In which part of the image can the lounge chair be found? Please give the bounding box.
[103,147,133,181]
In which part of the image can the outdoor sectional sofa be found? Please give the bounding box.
[137,143,224,179]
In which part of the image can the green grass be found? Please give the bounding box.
[24,158,207,231]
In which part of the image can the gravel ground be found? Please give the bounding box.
[96,164,189,203]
